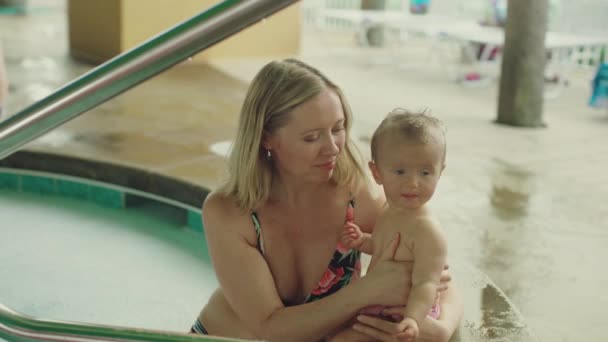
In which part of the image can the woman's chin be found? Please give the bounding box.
[321,170,335,181]
[310,173,334,184]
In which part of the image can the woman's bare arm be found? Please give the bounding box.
[352,184,385,234]
[352,278,464,342]
[203,192,409,342]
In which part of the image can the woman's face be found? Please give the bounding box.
[264,89,346,184]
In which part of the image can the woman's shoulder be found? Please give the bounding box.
[202,191,237,213]
[349,183,385,233]
[350,182,384,210]
[202,191,256,237]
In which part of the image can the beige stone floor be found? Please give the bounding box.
[2,2,608,341]
[212,35,608,342]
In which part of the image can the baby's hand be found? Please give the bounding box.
[399,317,419,341]
[340,222,364,249]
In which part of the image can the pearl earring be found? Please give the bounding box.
[266,150,272,159]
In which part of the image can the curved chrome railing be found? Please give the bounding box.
[0,303,241,341]
[0,0,298,159]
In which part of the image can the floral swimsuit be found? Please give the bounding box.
[190,200,362,335]
[251,199,362,304]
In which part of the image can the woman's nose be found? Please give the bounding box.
[324,135,339,155]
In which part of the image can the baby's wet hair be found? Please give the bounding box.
[370,108,446,164]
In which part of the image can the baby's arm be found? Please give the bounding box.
[403,219,448,328]
[340,221,374,255]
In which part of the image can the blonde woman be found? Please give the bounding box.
[191,59,463,342]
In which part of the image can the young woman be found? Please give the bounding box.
[191,59,463,342]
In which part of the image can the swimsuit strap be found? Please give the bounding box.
[251,211,265,255]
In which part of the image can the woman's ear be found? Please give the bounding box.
[368,161,383,185]
[261,131,273,151]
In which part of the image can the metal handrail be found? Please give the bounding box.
[0,0,297,340]
[0,0,298,159]
[0,303,244,341]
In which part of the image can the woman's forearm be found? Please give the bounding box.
[326,327,376,342]
[258,234,412,341]
[257,280,372,342]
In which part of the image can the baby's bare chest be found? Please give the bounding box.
[372,219,418,262]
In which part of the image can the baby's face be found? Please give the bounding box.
[372,137,444,210]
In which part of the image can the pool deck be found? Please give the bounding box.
[2,1,608,341]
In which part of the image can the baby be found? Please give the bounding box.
[341,108,448,340]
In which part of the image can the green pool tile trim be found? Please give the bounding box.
[89,185,125,209]
[57,179,90,200]
[0,172,19,190]
[0,169,206,233]
[187,209,204,233]
[11,174,126,209]
[21,175,56,195]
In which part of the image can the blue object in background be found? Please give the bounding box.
[410,0,431,14]
[492,0,508,26]
[589,63,608,108]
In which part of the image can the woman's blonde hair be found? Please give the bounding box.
[218,58,367,209]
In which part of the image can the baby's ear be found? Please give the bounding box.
[368,161,383,185]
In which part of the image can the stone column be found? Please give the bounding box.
[361,0,386,47]
[496,0,548,127]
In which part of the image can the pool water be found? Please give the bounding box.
[0,171,537,341]
[0,187,217,333]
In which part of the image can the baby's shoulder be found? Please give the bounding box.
[410,215,447,248]
[411,215,442,229]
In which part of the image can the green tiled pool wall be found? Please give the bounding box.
[0,169,204,233]
[188,209,204,233]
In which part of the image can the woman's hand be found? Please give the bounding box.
[360,233,413,306]
[353,312,450,342]
[352,314,417,342]
[438,264,452,292]
[360,234,455,306]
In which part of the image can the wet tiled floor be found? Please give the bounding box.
[2,1,608,341]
